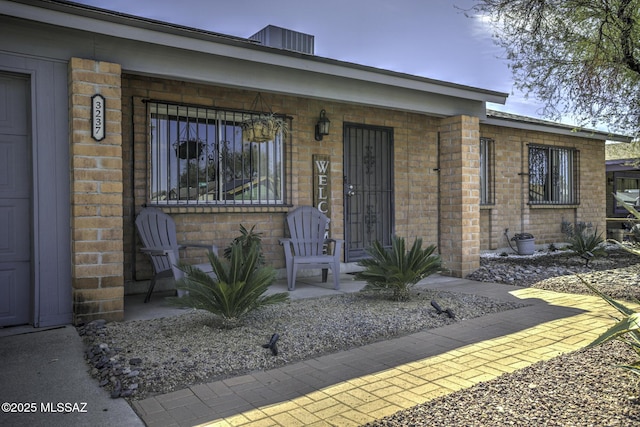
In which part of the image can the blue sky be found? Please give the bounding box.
[72,0,547,120]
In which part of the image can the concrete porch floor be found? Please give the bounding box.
[124,272,370,322]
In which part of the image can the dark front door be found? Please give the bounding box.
[0,72,32,327]
[343,124,394,262]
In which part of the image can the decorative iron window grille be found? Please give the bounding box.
[528,144,579,205]
[147,102,289,206]
[480,137,495,205]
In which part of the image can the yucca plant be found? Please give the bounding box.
[355,236,441,301]
[582,278,640,377]
[168,241,288,328]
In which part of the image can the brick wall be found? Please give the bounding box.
[64,57,611,321]
[121,75,444,288]
[69,58,124,323]
[66,60,611,322]
[438,116,481,277]
[114,73,608,295]
[479,124,606,250]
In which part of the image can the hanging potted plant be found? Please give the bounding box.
[241,113,288,143]
[174,138,204,160]
[241,92,288,143]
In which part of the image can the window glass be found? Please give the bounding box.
[480,138,494,205]
[148,103,285,205]
[529,145,578,204]
[614,175,640,210]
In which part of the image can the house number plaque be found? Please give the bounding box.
[91,94,105,141]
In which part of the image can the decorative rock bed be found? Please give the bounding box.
[79,247,640,426]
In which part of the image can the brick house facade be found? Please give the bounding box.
[479,118,609,250]
[0,0,629,327]
[121,75,482,292]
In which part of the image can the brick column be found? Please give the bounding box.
[438,115,480,277]
[69,58,124,323]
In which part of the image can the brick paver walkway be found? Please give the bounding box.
[132,279,622,427]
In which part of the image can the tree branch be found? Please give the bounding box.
[617,0,640,75]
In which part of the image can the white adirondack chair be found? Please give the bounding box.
[280,206,343,291]
[135,207,217,303]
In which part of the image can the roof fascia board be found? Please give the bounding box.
[483,116,632,142]
[606,163,639,172]
[102,36,487,117]
[606,158,638,165]
[1,0,507,105]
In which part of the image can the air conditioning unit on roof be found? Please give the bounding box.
[249,25,314,55]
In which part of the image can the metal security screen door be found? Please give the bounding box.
[344,124,394,262]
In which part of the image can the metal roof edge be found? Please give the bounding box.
[485,109,633,143]
[606,158,638,164]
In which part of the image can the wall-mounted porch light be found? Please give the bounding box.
[314,109,330,141]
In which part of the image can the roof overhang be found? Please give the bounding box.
[1,0,507,116]
[484,110,633,143]
[606,159,640,172]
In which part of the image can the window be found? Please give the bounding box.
[614,173,640,212]
[147,102,288,206]
[480,137,494,205]
[528,145,579,205]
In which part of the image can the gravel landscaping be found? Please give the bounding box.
[468,247,640,300]
[370,247,640,426]
[368,340,640,426]
[78,290,526,400]
[78,246,640,425]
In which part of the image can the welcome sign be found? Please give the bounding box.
[313,154,331,218]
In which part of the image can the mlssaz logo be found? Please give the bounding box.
[40,402,88,413]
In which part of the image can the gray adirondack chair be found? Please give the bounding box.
[280,206,343,291]
[135,207,218,303]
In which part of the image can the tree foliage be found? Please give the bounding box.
[471,0,640,137]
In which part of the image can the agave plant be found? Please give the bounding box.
[355,236,441,301]
[565,223,606,262]
[168,241,288,328]
[581,278,640,377]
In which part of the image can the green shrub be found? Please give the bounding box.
[355,236,441,301]
[223,224,265,266]
[581,278,640,377]
[565,223,606,260]
[168,241,288,328]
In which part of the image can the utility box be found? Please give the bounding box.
[250,25,314,55]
